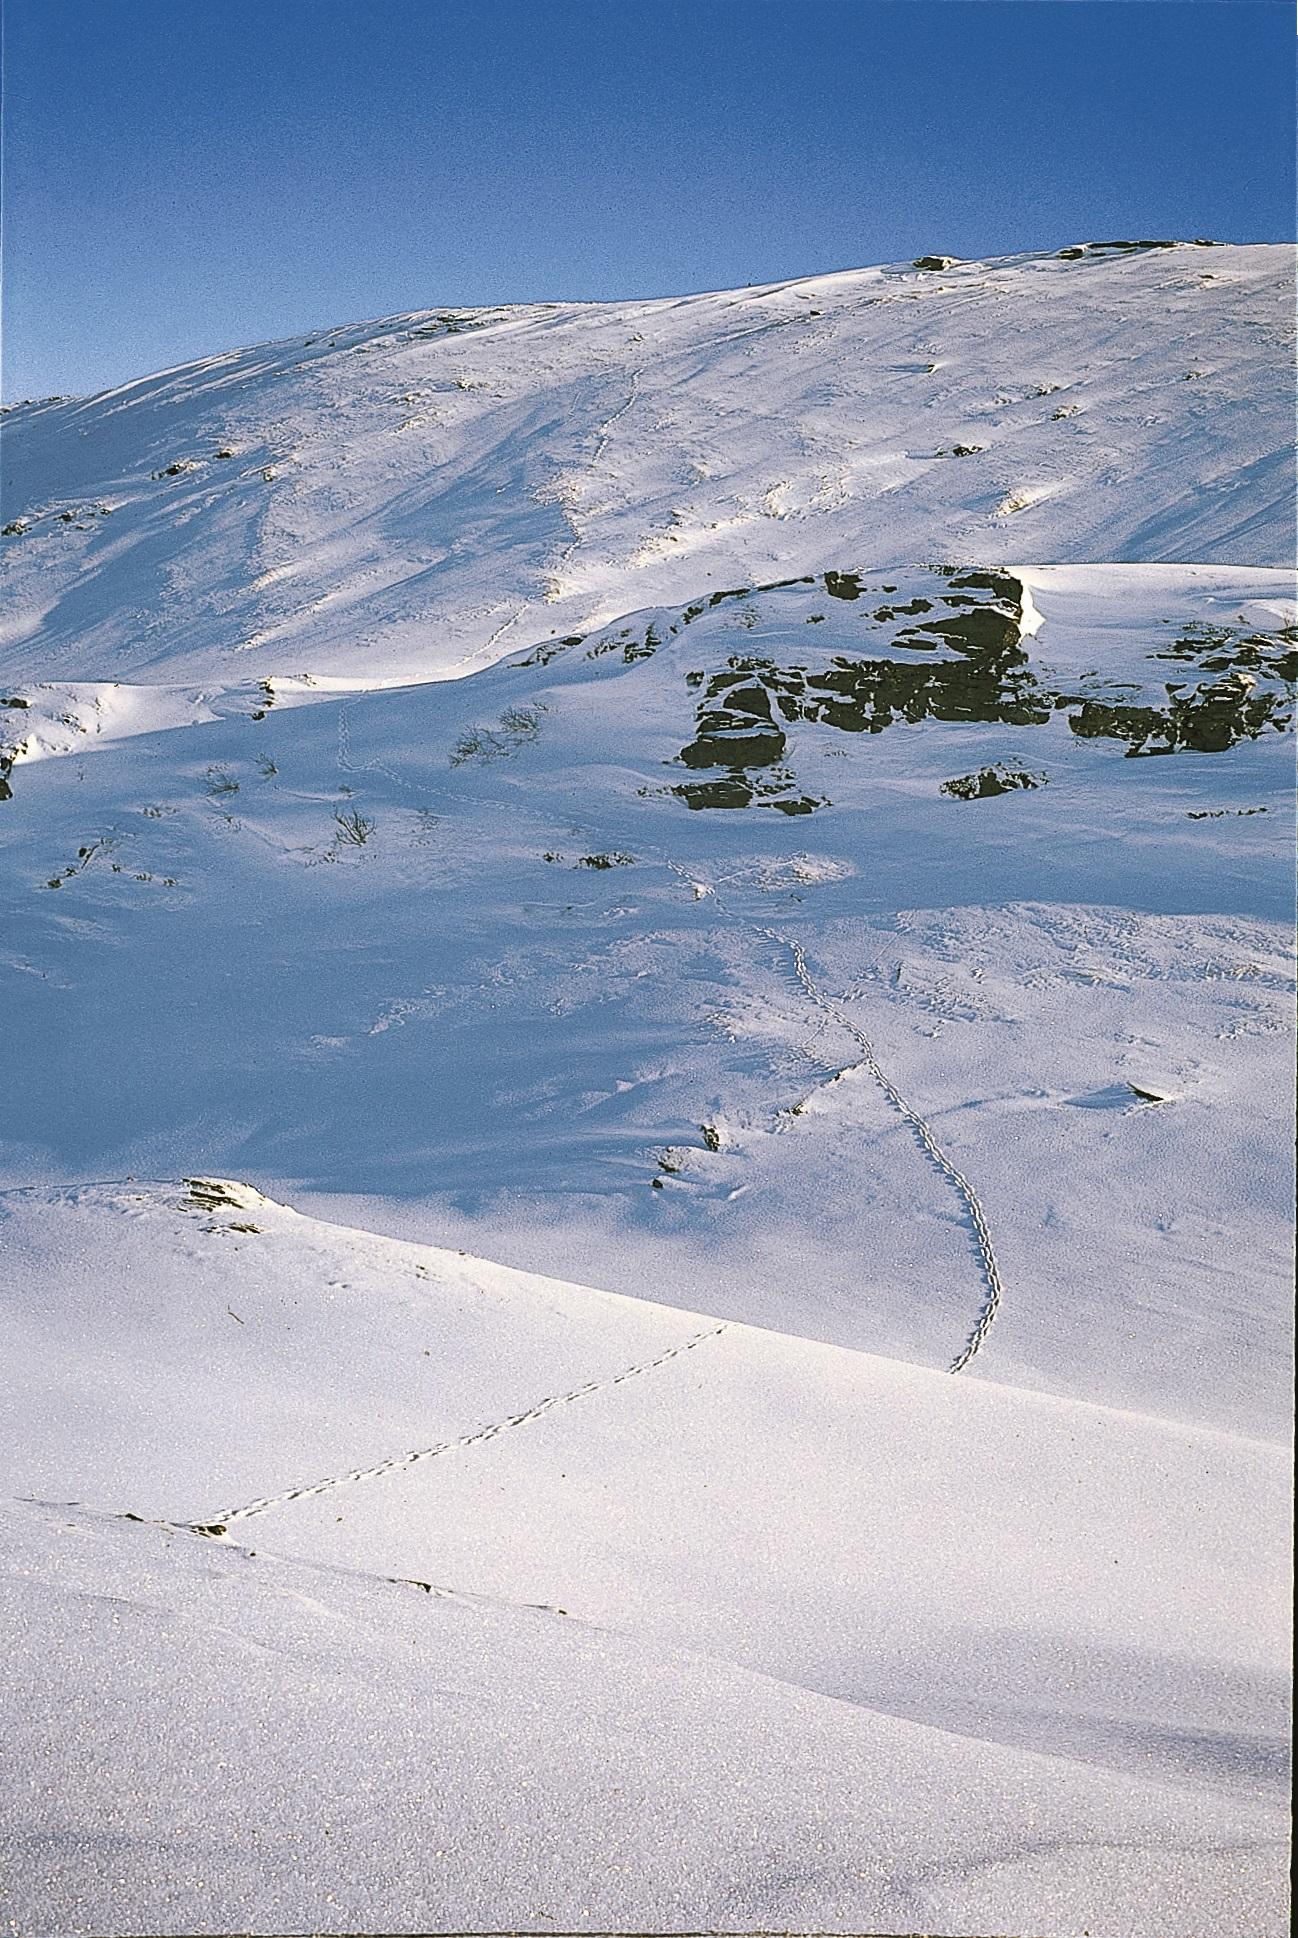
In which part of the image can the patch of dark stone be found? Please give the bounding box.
[407,313,486,339]
[1148,625,1298,686]
[673,769,824,815]
[687,640,1047,748]
[1187,807,1268,820]
[674,775,755,810]
[1058,240,1183,260]
[514,637,582,670]
[873,599,932,622]
[1070,676,1289,757]
[0,712,27,800]
[679,585,761,624]
[180,1179,247,1212]
[941,763,1048,801]
[667,572,1292,811]
[670,569,1040,812]
[503,570,1290,819]
[671,654,1045,817]
[892,597,1025,657]
[587,621,665,664]
[913,256,959,271]
[7,504,112,535]
[672,674,821,814]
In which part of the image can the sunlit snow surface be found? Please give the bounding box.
[1,243,1293,1936]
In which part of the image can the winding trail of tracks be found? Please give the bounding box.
[759,928,1006,1374]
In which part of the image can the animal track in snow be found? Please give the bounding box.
[187,1321,729,1536]
[761,929,1007,1374]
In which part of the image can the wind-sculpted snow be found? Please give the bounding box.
[0,248,1293,1936]
[1,244,1292,688]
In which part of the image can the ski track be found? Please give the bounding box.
[759,928,1007,1374]
[188,1321,729,1537]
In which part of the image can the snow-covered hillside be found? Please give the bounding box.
[1,242,1293,1937]
[1,242,1291,691]
[2,1180,1289,1934]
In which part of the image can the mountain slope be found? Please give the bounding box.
[1,245,1293,1937]
[1,242,1292,690]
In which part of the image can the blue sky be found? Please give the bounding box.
[2,1,1293,399]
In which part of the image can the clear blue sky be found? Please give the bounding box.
[2,0,1293,399]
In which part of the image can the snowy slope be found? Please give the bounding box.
[1,243,1294,1937]
[1,1182,1289,1936]
[1,562,1291,1432]
[1,242,1292,692]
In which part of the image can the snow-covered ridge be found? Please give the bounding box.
[2,242,1291,694]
